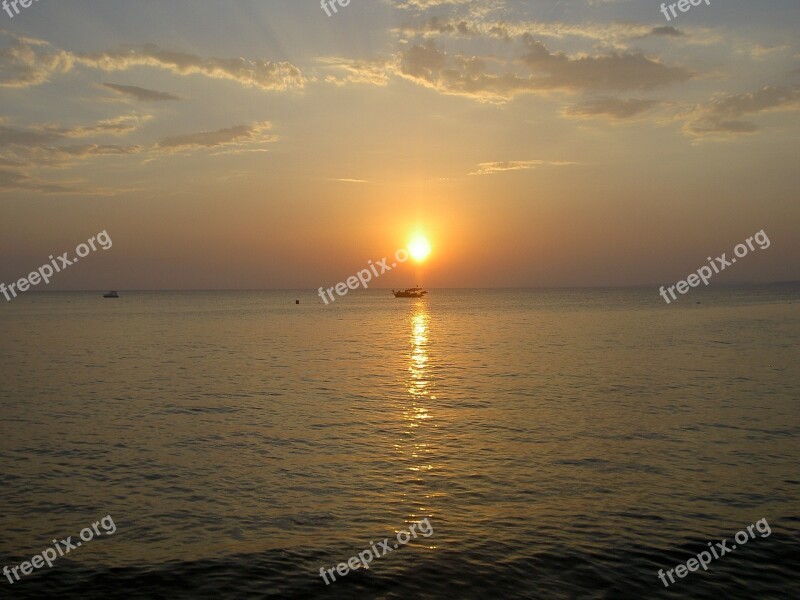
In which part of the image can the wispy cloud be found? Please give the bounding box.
[0,31,305,92]
[391,0,500,10]
[564,97,659,120]
[393,17,691,47]
[0,114,148,148]
[0,169,74,194]
[0,117,277,193]
[470,160,576,176]
[317,57,391,87]
[79,45,305,92]
[156,122,275,153]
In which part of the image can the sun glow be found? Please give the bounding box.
[408,234,432,262]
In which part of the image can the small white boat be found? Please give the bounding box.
[103,291,119,298]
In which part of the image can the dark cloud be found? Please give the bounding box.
[520,35,691,91]
[103,83,180,101]
[393,37,691,102]
[647,26,685,38]
[0,125,61,147]
[686,85,800,137]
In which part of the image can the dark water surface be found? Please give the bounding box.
[1,287,799,598]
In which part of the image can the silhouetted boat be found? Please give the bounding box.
[393,287,427,298]
[103,291,119,298]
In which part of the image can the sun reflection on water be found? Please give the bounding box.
[406,302,433,410]
[399,301,438,548]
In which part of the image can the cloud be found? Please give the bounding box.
[0,31,304,91]
[156,121,275,153]
[0,124,60,147]
[78,45,305,92]
[394,18,691,48]
[50,114,152,138]
[392,37,691,102]
[0,32,74,88]
[395,42,536,102]
[685,85,800,137]
[393,16,480,38]
[317,57,391,87]
[48,144,144,158]
[0,130,145,170]
[0,161,134,195]
[102,83,180,101]
[2,117,274,160]
[0,169,74,194]
[519,35,691,92]
[470,160,575,175]
[0,117,277,193]
[564,97,659,119]
[0,115,149,153]
[745,44,789,61]
[646,26,685,38]
[392,0,496,9]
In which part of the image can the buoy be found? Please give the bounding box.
[296,300,300,304]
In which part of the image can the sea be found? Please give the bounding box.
[1,286,799,599]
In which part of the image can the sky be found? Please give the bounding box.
[0,0,798,290]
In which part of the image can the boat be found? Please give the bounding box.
[103,291,119,298]
[392,286,427,298]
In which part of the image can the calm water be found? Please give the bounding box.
[1,287,799,599]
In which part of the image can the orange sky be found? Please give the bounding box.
[1,0,798,289]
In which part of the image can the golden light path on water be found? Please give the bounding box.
[398,300,438,548]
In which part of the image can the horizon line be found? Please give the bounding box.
[13,280,800,293]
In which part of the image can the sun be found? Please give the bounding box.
[408,234,431,262]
